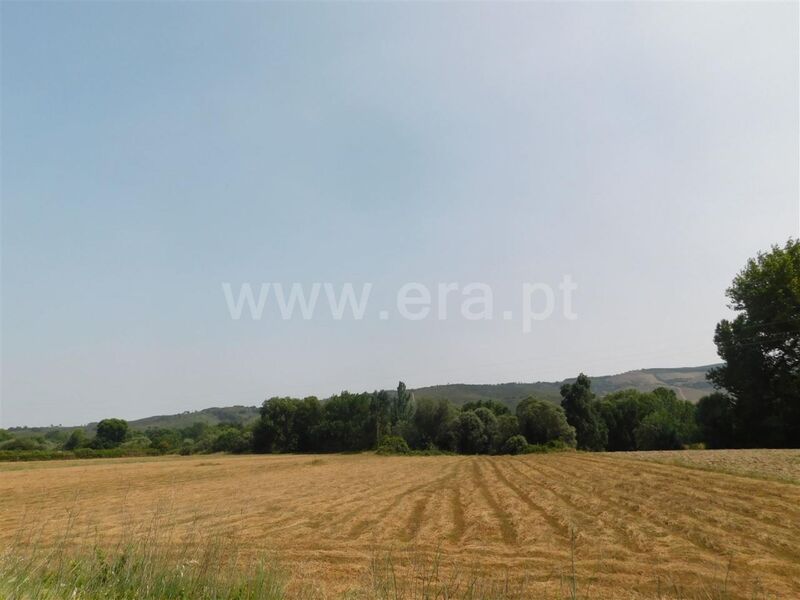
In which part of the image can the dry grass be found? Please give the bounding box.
[1,452,799,599]
[612,449,800,485]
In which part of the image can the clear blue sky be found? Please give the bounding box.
[2,2,798,427]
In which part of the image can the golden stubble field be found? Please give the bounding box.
[1,451,799,599]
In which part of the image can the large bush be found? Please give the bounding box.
[516,398,576,447]
[0,437,44,452]
[500,435,528,455]
[376,435,411,455]
[93,418,129,449]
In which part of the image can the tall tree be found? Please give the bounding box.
[93,418,129,449]
[392,381,414,425]
[370,390,391,443]
[560,374,607,451]
[708,239,800,447]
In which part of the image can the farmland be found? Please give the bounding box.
[1,451,799,599]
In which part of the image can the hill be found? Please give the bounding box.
[8,405,260,437]
[7,365,718,434]
[412,364,718,410]
[121,405,260,431]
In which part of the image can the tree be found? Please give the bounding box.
[598,390,658,452]
[462,399,509,416]
[496,414,521,450]
[516,397,576,447]
[294,397,323,452]
[696,392,735,449]
[211,427,251,453]
[392,381,414,426]
[708,239,800,447]
[370,390,391,443]
[409,397,457,450]
[318,391,374,452]
[560,374,607,450]
[63,429,88,451]
[253,397,299,453]
[456,411,488,454]
[94,419,129,449]
[473,407,499,452]
[634,410,681,450]
[631,389,697,451]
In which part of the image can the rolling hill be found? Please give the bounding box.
[412,364,719,409]
[7,365,718,434]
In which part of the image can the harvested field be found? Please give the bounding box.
[1,452,799,599]
[615,448,800,484]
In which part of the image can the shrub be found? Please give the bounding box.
[376,435,411,455]
[63,429,88,450]
[0,437,43,451]
[212,428,252,453]
[500,435,528,455]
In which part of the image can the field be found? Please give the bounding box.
[1,451,799,599]
[615,448,800,484]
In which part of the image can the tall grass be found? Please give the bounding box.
[0,509,289,600]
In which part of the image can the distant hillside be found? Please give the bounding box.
[7,365,719,434]
[9,405,260,437]
[413,364,719,410]
[121,405,260,432]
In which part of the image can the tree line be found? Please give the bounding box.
[2,238,797,459]
[0,377,705,458]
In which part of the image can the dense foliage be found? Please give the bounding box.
[707,239,799,448]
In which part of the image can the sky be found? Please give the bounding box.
[1,2,798,427]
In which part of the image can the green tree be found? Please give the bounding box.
[253,397,299,453]
[473,407,499,453]
[409,397,457,450]
[516,397,576,447]
[392,381,414,426]
[560,375,607,451]
[456,411,488,454]
[496,414,521,450]
[631,389,697,450]
[370,390,391,443]
[462,399,509,416]
[598,390,658,452]
[211,427,251,453]
[63,429,88,451]
[696,392,735,449]
[708,239,800,447]
[318,391,374,452]
[634,410,681,450]
[294,397,323,452]
[93,419,129,449]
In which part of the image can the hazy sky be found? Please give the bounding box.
[2,2,798,427]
